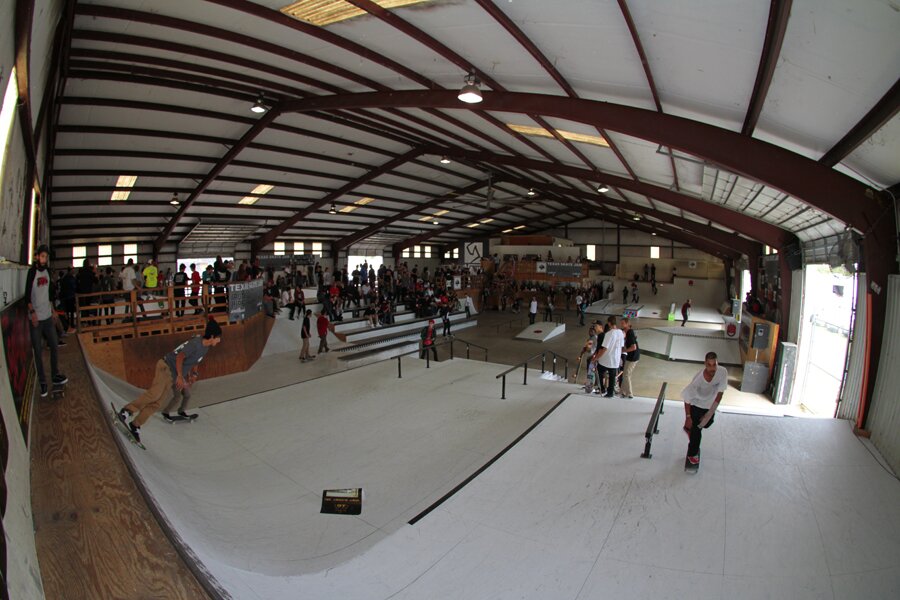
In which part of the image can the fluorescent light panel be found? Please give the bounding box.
[513,225,526,230]
[339,196,376,213]
[419,209,449,221]
[239,183,275,205]
[282,0,431,27]
[110,175,138,201]
[506,123,609,148]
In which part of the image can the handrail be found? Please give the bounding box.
[494,350,570,399]
[641,382,668,459]
[448,337,489,361]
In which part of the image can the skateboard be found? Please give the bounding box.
[684,451,700,473]
[50,382,66,400]
[164,413,198,424]
[109,402,145,450]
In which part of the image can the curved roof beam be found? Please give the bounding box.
[819,77,900,167]
[281,91,883,235]
[613,0,680,191]
[425,147,792,248]
[742,0,793,136]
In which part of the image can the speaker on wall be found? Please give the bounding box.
[783,241,803,271]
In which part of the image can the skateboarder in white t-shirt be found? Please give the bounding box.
[682,351,727,471]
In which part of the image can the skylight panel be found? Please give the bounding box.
[239,183,275,205]
[281,0,432,27]
[506,124,609,148]
[110,175,137,201]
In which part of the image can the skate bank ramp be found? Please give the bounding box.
[88,361,900,599]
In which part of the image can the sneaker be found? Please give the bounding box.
[129,423,141,443]
[57,340,67,347]
[162,413,176,423]
[178,411,197,420]
[117,408,130,424]
[687,455,700,466]
[40,383,48,397]
[52,374,68,385]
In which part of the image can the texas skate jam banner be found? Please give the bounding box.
[536,262,582,278]
[227,278,264,321]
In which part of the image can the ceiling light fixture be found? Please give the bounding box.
[110,174,137,201]
[440,156,451,164]
[432,220,439,225]
[651,232,657,236]
[329,202,337,214]
[597,184,609,193]
[633,215,641,221]
[527,188,536,197]
[513,225,526,230]
[169,192,180,206]
[251,93,267,114]
[458,72,483,104]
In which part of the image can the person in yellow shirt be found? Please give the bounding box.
[142,259,159,290]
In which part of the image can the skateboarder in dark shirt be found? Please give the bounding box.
[117,319,222,443]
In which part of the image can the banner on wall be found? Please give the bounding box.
[537,262,582,278]
[453,276,462,290]
[1,299,35,444]
[227,278,264,321]
[463,241,482,268]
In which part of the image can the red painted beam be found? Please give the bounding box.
[742,0,793,136]
[153,106,283,253]
[333,179,491,251]
[252,148,424,252]
[280,90,883,233]
[819,77,900,167]
[427,146,793,248]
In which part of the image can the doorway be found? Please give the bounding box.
[793,265,854,416]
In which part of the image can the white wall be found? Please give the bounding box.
[867,275,900,475]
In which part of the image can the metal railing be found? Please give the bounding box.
[495,350,570,399]
[394,336,488,378]
[641,382,668,459]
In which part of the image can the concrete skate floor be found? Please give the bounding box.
[587,300,726,324]
[639,327,742,365]
[90,356,900,599]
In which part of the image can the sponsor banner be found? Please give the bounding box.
[1,299,35,444]
[463,241,483,267]
[228,278,264,321]
[537,262,582,278]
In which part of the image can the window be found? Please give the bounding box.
[274,241,286,256]
[586,244,596,261]
[413,245,421,258]
[452,248,459,259]
[294,241,304,254]
[402,248,411,258]
[72,246,87,268]
[312,242,323,255]
[98,244,112,266]
[650,246,660,259]
[0,69,19,181]
[764,245,778,255]
[123,243,138,265]
[424,246,432,258]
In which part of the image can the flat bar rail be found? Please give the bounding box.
[641,382,668,459]
[495,350,570,399]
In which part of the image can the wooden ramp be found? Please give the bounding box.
[30,338,212,600]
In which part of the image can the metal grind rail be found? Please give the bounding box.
[495,351,569,399]
[394,337,489,378]
[641,382,668,459]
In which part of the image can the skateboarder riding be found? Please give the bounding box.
[682,351,726,470]
[117,318,222,443]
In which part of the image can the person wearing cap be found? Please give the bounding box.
[117,318,222,443]
[25,245,68,397]
[420,318,437,361]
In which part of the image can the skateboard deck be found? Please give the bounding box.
[50,382,66,400]
[109,402,145,449]
[164,414,198,424]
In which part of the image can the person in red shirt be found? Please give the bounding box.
[420,319,437,361]
[316,311,330,353]
[189,263,202,314]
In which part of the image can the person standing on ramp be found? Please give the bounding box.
[682,351,726,471]
[117,318,222,443]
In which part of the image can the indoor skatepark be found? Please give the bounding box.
[82,319,900,599]
[3,1,900,599]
